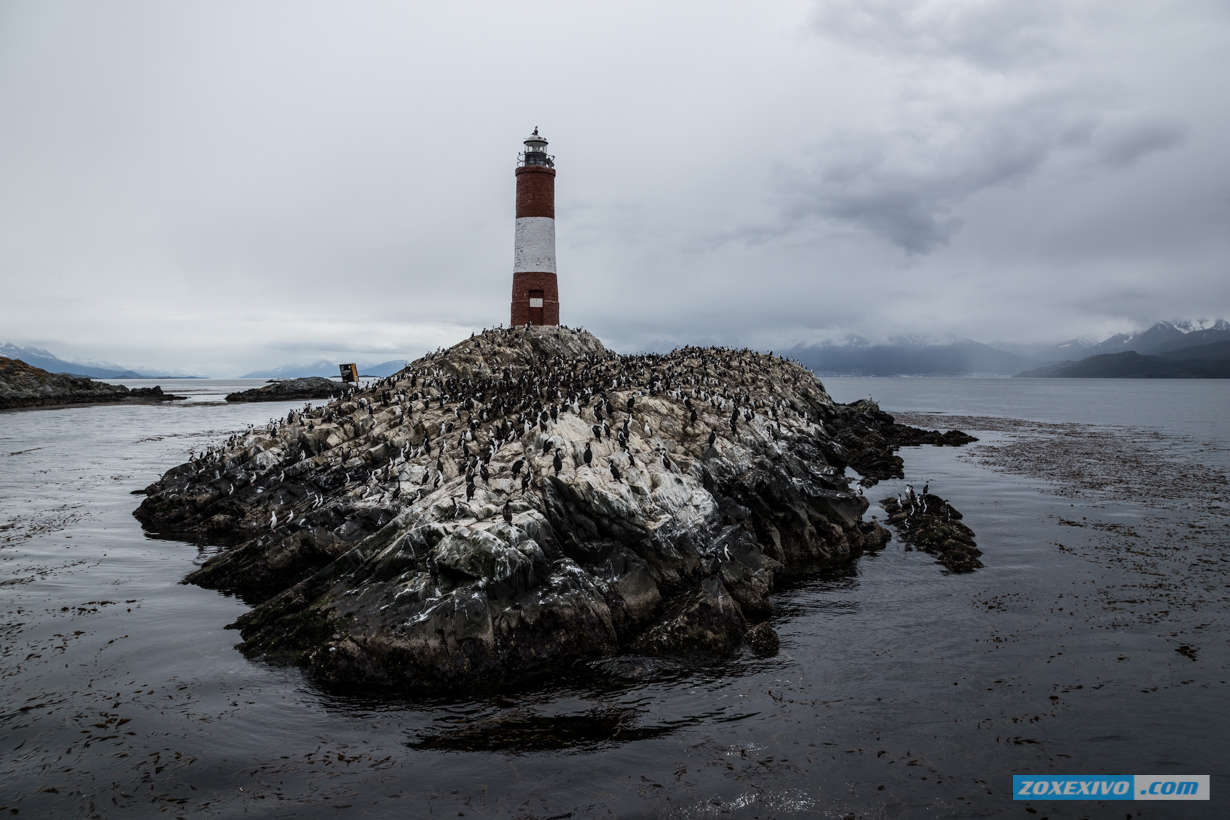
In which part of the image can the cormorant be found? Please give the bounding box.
[609,461,621,482]
[583,442,592,466]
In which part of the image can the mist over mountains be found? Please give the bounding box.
[785,320,1230,376]
[6,320,1228,380]
[995,320,1230,362]
[0,344,205,380]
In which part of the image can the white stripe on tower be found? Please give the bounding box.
[513,217,556,274]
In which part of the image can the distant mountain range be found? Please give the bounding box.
[240,359,408,379]
[786,320,1230,377]
[0,343,206,379]
[1017,340,1230,378]
[0,342,410,380]
[8,319,1227,382]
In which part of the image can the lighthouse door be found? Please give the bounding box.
[528,290,545,325]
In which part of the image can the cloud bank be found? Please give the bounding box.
[0,0,1226,373]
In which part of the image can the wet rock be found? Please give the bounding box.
[881,493,983,572]
[834,400,977,485]
[745,621,780,656]
[135,327,971,693]
[631,577,747,657]
[889,426,979,448]
[225,376,342,403]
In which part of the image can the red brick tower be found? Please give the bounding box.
[510,129,559,326]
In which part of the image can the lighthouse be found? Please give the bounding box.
[510,129,559,326]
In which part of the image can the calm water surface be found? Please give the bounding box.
[2,378,1228,818]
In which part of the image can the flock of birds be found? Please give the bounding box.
[892,480,954,523]
[180,325,839,534]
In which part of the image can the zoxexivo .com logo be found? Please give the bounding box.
[1013,775,1209,800]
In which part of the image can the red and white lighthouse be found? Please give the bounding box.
[510,129,559,326]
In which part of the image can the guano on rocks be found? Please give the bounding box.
[134,327,973,691]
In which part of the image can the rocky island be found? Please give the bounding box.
[226,376,343,403]
[1,356,186,411]
[135,328,975,692]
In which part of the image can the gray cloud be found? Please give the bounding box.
[0,1,1227,372]
[773,98,1188,253]
[812,0,1069,70]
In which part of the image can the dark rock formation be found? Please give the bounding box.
[135,328,973,692]
[828,399,976,484]
[225,377,342,403]
[880,493,982,572]
[0,357,185,411]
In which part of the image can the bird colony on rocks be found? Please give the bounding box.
[135,327,975,692]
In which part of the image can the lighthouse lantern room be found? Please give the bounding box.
[511,129,559,326]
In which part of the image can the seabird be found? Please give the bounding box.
[609,461,621,482]
[583,442,593,466]
[503,501,513,523]
[553,450,563,476]
[708,430,717,447]
[511,459,524,478]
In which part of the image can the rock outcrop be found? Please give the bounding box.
[0,357,185,411]
[135,328,972,692]
[226,377,343,403]
[880,493,982,572]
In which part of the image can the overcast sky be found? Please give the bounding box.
[2,1,1228,375]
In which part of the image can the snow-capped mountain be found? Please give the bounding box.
[993,320,1230,364]
[1082,320,1230,357]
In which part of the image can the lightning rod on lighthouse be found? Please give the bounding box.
[510,129,559,326]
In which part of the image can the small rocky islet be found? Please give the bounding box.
[135,327,977,692]
[225,376,343,403]
[880,493,982,571]
[0,356,185,411]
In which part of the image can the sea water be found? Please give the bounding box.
[2,377,1227,818]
